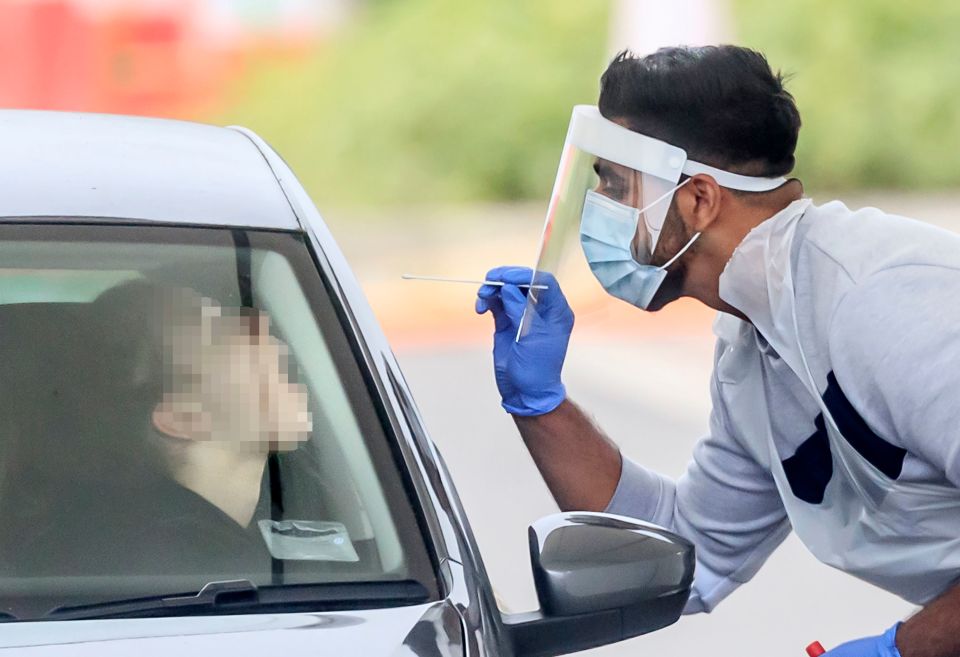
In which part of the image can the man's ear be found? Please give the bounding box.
[673,174,724,233]
[152,401,200,441]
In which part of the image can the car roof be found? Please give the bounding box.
[0,110,299,230]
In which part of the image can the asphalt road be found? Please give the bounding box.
[333,192,960,657]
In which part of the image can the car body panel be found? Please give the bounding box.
[0,111,297,228]
[0,602,463,656]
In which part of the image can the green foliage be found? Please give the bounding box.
[224,1,610,206]
[734,0,960,190]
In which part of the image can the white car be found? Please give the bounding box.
[0,110,694,656]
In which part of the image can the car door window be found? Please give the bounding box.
[0,223,438,620]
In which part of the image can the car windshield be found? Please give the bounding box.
[0,223,438,620]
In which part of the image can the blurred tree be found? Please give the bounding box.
[224,0,610,207]
[735,0,960,190]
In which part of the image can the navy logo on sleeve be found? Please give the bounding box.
[822,371,906,480]
[782,414,833,504]
[782,372,905,504]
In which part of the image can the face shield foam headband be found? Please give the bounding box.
[546,105,788,310]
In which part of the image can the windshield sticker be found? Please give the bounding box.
[257,520,360,562]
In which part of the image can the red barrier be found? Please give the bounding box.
[0,0,237,118]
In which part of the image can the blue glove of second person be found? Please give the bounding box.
[475,266,574,416]
[824,624,902,657]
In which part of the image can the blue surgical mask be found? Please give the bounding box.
[579,187,700,310]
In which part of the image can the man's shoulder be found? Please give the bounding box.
[797,199,960,285]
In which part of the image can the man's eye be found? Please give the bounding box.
[602,183,626,200]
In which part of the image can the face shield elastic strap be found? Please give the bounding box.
[563,105,789,194]
[682,160,787,193]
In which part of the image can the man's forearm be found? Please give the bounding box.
[896,580,960,657]
[512,399,622,512]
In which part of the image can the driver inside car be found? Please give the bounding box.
[138,285,313,528]
[12,281,313,577]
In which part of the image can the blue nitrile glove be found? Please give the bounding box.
[823,624,902,657]
[475,266,574,416]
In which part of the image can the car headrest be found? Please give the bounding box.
[0,298,163,491]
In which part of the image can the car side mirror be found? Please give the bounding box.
[501,512,694,657]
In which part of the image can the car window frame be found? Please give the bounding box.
[0,219,443,605]
[295,221,456,587]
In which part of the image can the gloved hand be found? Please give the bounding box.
[823,624,902,657]
[475,266,574,416]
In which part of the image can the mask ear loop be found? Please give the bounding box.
[659,230,701,270]
[642,176,697,270]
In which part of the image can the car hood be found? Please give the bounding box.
[0,601,463,656]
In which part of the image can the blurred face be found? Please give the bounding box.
[159,301,313,452]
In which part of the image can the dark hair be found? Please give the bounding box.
[89,280,268,417]
[90,281,204,405]
[599,45,801,178]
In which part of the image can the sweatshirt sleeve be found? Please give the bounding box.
[828,264,960,488]
[605,370,791,613]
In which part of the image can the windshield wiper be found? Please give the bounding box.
[45,578,431,621]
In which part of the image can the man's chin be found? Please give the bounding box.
[644,278,684,312]
[641,296,676,312]
[642,297,669,312]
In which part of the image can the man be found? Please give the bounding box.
[476,46,960,657]
[100,282,313,557]
[139,285,313,529]
[21,282,313,576]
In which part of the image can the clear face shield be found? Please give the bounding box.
[518,105,786,337]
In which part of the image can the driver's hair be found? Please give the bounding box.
[91,281,264,408]
[78,281,267,482]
